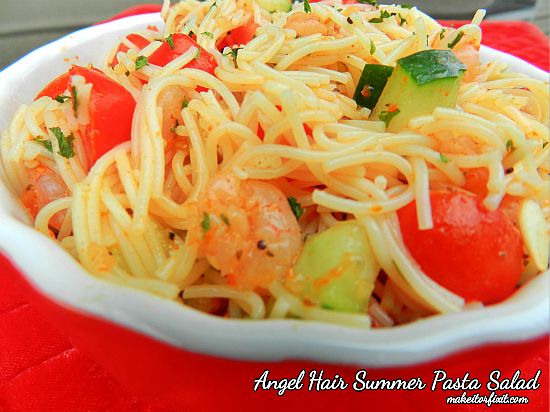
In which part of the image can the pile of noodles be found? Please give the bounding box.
[1,0,548,328]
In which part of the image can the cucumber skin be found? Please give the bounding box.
[353,64,394,110]
[370,50,466,132]
[256,0,292,12]
[287,221,379,313]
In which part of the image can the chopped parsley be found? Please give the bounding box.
[194,48,201,61]
[370,40,376,55]
[440,153,450,163]
[71,86,78,113]
[287,196,304,220]
[400,3,413,8]
[49,127,75,158]
[506,140,516,152]
[369,9,395,23]
[166,34,175,50]
[304,0,311,13]
[357,0,378,6]
[201,212,211,233]
[135,55,148,70]
[201,31,214,39]
[223,47,242,68]
[220,214,230,226]
[447,31,464,49]
[439,28,446,40]
[34,138,53,153]
[378,108,400,127]
[398,13,407,26]
[55,95,70,104]
[182,98,189,109]
[543,142,548,149]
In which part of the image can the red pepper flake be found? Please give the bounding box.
[361,85,373,98]
[387,103,399,113]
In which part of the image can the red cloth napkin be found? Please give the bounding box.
[1,6,549,411]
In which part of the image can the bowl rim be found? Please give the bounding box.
[0,12,548,367]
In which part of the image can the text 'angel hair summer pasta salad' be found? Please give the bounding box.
[1,0,548,328]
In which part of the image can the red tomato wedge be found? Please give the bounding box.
[35,72,71,100]
[35,66,136,168]
[111,33,152,67]
[398,190,524,305]
[218,21,258,50]
[20,165,68,231]
[148,33,217,76]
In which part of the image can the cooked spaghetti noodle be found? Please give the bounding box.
[1,0,548,328]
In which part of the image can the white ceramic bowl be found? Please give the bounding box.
[0,13,548,368]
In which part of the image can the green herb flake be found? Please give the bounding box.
[194,48,201,61]
[398,13,407,26]
[357,0,378,6]
[220,214,230,226]
[440,153,450,163]
[182,98,189,109]
[135,55,148,70]
[50,127,75,158]
[34,138,53,153]
[369,40,376,55]
[543,142,548,149]
[201,31,214,39]
[439,28,446,40]
[71,86,78,113]
[447,31,464,49]
[224,47,242,68]
[304,0,311,13]
[201,212,211,233]
[369,9,394,23]
[378,108,400,127]
[55,95,70,104]
[400,3,413,8]
[288,196,304,220]
[506,140,516,152]
[166,34,175,50]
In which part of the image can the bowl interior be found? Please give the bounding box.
[0,13,548,367]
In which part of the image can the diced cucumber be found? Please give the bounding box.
[370,49,466,132]
[256,0,292,12]
[353,64,394,110]
[287,221,379,313]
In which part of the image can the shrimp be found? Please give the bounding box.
[433,28,480,82]
[20,164,68,231]
[157,85,186,140]
[285,13,338,37]
[196,173,301,291]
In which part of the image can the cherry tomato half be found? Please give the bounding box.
[35,65,136,167]
[148,33,217,76]
[218,21,258,50]
[111,33,152,67]
[398,190,524,304]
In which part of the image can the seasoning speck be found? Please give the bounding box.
[257,240,267,250]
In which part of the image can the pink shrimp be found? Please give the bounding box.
[433,28,480,82]
[196,173,301,292]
